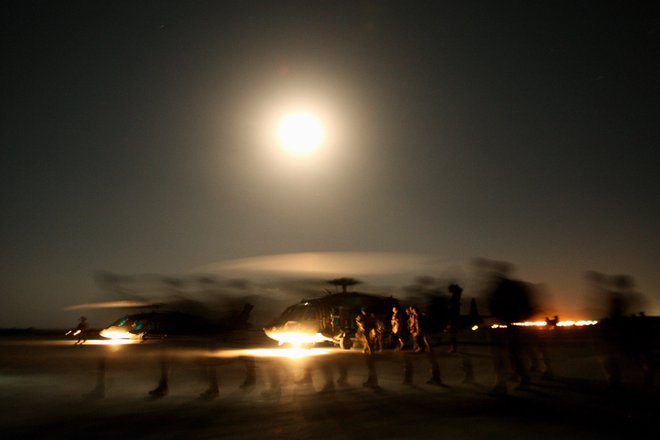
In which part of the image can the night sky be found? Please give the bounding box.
[2,1,659,327]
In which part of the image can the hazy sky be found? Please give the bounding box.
[2,1,659,327]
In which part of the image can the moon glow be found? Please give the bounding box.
[277,113,324,156]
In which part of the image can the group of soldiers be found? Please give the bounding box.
[355,304,437,355]
[353,283,467,356]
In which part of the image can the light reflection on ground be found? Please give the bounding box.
[0,339,337,359]
[212,347,335,359]
[83,339,141,346]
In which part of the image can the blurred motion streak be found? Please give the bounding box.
[490,320,598,329]
[196,252,445,277]
[212,347,334,359]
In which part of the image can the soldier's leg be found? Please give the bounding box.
[84,355,106,399]
[240,356,256,389]
[403,352,413,384]
[363,354,379,388]
[149,354,169,397]
[426,351,442,385]
[199,357,219,400]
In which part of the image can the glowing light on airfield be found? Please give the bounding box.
[490,320,599,329]
[212,347,333,360]
[263,330,333,346]
[513,321,549,327]
[99,328,144,340]
[84,338,140,346]
[555,320,599,327]
[277,113,324,155]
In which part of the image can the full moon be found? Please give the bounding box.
[277,113,324,156]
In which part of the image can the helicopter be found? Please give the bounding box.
[99,303,254,341]
[263,278,400,349]
[263,276,487,350]
[66,272,257,342]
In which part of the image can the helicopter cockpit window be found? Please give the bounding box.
[112,317,130,327]
[302,307,319,321]
[281,305,307,321]
[132,320,146,332]
[278,304,321,322]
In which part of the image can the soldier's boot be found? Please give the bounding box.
[83,384,105,400]
[199,386,219,400]
[426,368,442,386]
[148,380,168,398]
[239,377,256,390]
[336,368,348,387]
[488,381,508,397]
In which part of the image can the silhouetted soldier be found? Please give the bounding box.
[149,354,170,398]
[68,316,89,345]
[487,275,533,395]
[418,310,432,352]
[261,359,283,401]
[406,306,421,352]
[407,306,431,352]
[391,306,406,350]
[545,315,559,329]
[597,274,654,389]
[199,360,220,400]
[362,351,380,389]
[356,307,376,354]
[447,284,463,353]
[318,352,350,393]
[83,356,106,400]
[373,318,386,352]
[330,307,341,332]
[630,313,655,388]
[240,357,257,390]
[598,275,630,389]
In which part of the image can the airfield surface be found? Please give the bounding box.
[0,329,657,439]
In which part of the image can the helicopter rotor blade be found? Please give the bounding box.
[64,300,161,311]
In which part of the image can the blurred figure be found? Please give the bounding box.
[148,354,170,398]
[406,306,420,351]
[403,305,440,385]
[426,351,442,385]
[355,307,376,354]
[401,345,442,386]
[319,355,349,393]
[391,306,407,350]
[406,306,431,352]
[593,273,655,389]
[83,356,106,400]
[354,306,380,388]
[362,352,380,389]
[598,274,629,388]
[630,313,656,388]
[240,357,257,390]
[485,264,534,396]
[447,284,463,353]
[293,362,315,389]
[261,359,284,401]
[67,316,89,345]
[545,315,559,329]
[373,318,386,352]
[199,359,220,401]
[401,352,441,385]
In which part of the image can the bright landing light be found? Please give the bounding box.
[277,113,324,155]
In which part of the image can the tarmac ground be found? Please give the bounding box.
[0,328,657,439]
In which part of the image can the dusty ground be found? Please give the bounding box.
[0,329,657,439]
